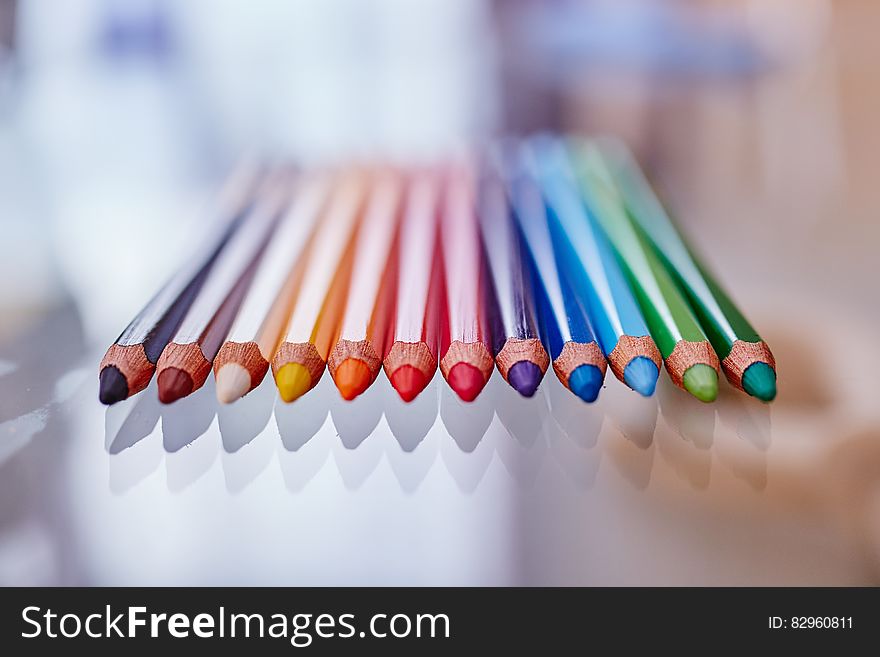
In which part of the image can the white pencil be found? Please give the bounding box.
[214,172,330,403]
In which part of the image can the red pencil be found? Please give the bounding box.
[437,163,494,402]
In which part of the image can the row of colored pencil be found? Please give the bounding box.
[99,136,777,408]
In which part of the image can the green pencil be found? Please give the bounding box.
[570,140,720,403]
[599,139,776,402]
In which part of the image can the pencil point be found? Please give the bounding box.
[333,358,373,401]
[568,364,603,403]
[741,361,777,402]
[275,363,313,403]
[447,363,487,402]
[682,364,718,403]
[623,356,659,397]
[215,364,252,404]
[98,366,129,405]
[157,368,194,404]
[389,365,428,403]
[507,361,542,398]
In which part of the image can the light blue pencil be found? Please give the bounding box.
[526,136,662,397]
[498,143,607,403]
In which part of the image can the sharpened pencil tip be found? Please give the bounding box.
[568,364,603,403]
[333,359,373,401]
[623,356,659,397]
[741,361,777,402]
[99,366,129,405]
[275,363,313,403]
[215,364,252,404]
[389,365,428,403]
[682,364,718,403]
[507,361,542,398]
[447,363,487,402]
[157,368,194,404]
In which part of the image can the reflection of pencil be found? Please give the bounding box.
[438,164,494,402]
[213,173,329,404]
[505,146,607,403]
[572,142,720,403]
[271,171,366,403]
[478,161,548,398]
[98,162,259,405]
[601,139,776,402]
[327,170,403,400]
[528,137,661,397]
[156,176,287,404]
[382,171,443,403]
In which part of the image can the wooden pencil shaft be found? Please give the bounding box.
[572,142,709,359]
[528,137,651,357]
[337,170,403,343]
[225,172,330,355]
[282,171,366,344]
[601,140,763,357]
[171,174,290,345]
[440,164,489,346]
[113,161,261,351]
[478,170,540,354]
[393,172,439,341]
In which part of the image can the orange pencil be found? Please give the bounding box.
[327,169,404,400]
[271,170,367,402]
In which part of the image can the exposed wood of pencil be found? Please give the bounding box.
[438,163,494,399]
[494,338,550,382]
[156,175,288,402]
[526,136,661,390]
[571,141,720,393]
[213,173,330,401]
[599,138,775,392]
[382,170,443,400]
[550,341,607,391]
[98,160,259,403]
[271,171,367,401]
[478,161,549,395]
[327,170,403,398]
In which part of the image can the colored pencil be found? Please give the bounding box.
[437,163,495,402]
[271,171,366,403]
[213,173,330,404]
[504,147,607,403]
[527,136,661,397]
[327,170,403,400]
[98,162,259,405]
[478,161,549,398]
[600,139,777,401]
[155,175,287,404]
[571,141,720,402]
[382,170,444,403]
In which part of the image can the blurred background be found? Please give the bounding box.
[1,0,878,586]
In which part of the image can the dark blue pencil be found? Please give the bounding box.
[501,144,607,403]
[527,136,661,397]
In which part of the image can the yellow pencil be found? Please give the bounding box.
[271,170,367,402]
